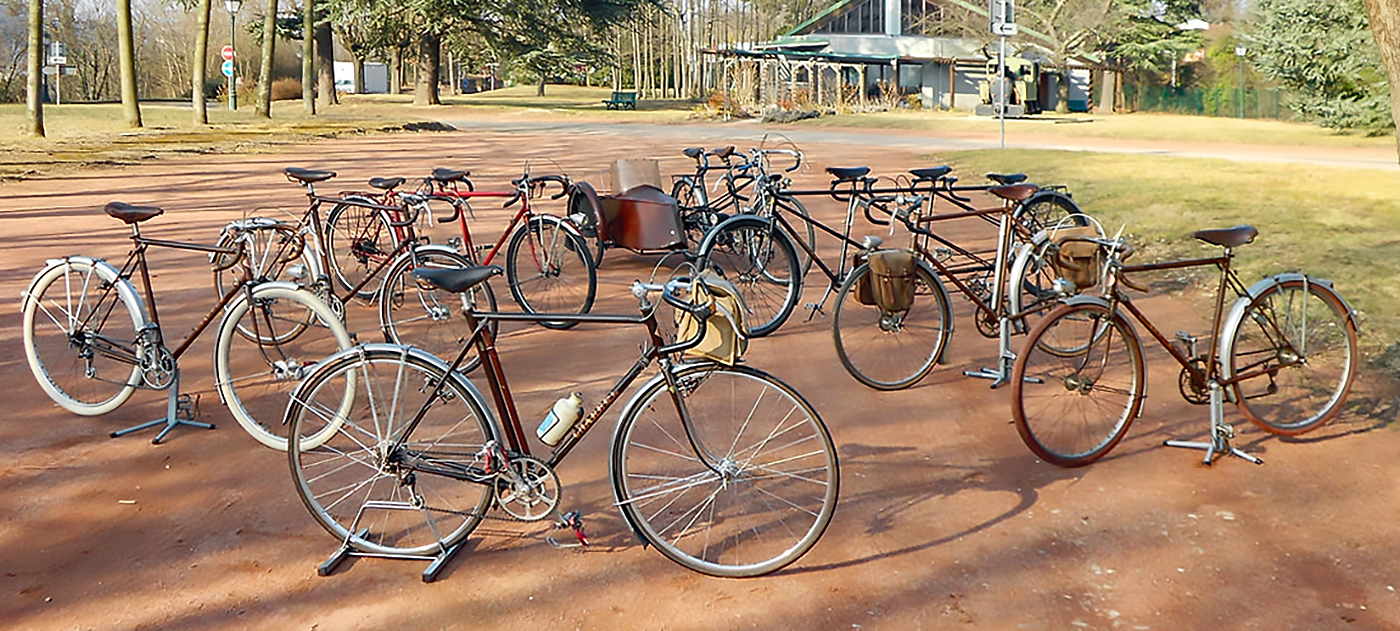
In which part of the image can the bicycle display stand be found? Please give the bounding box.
[316,504,468,583]
[109,369,214,444]
[964,316,1022,388]
[1163,380,1263,466]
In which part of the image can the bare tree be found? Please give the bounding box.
[255,0,275,117]
[301,0,312,113]
[25,0,41,135]
[116,0,142,126]
[192,0,211,123]
[1363,0,1400,160]
[315,14,334,107]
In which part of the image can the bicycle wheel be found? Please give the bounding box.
[212,221,321,344]
[612,362,838,577]
[1223,279,1358,435]
[378,246,497,372]
[214,282,353,450]
[672,178,716,250]
[566,181,607,266]
[287,345,498,557]
[504,215,597,329]
[326,198,395,300]
[1011,302,1145,467]
[832,262,952,390]
[22,258,143,415]
[700,217,801,338]
[1013,191,1087,237]
[1007,239,1064,332]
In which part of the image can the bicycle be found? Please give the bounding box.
[1009,225,1358,467]
[283,269,838,579]
[415,166,598,329]
[21,202,353,449]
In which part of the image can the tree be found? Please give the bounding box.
[1363,0,1400,159]
[255,0,276,117]
[301,0,313,113]
[314,13,335,107]
[192,0,212,124]
[116,0,142,127]
[1249,0,1392,135]
[1016,0,1116,113]
[24,0,41,135]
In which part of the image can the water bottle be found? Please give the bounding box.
[537,392,584,446]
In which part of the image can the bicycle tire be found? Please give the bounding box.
[773,196,817,277]
[287,344,498,557]
[672,178,716,250]
[214,282,353,450]
[1011,302,1145,467]
[1222,278,1358,435]
[1013,191,1087,238]
[699,216,801,338]
[326,198,396,301]
[611,362,838,577]
[567,181,607,267]
[378,246,497,373]
[832,261,952,390]
[22,258,144,416]
[211,221,320,344]
[504,215,597,329]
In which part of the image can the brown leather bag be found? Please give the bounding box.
[1050,226,1104,290]
[676,272,749,365]
[867,249,917,311]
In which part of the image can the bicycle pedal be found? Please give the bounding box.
[548,510,588,548]
[1214,423,1235,440]
[176,393,200,422]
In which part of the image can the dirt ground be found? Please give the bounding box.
[2,124,1397,631]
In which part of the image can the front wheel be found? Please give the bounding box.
[214,283,353,450]
[378,246,497,373]
[1013,191,1087,238]
[832,261,952,390]
[611,362,838,577]
[22,258,144,415]
[699,217,801,338]
[1011,302,1145,467]
[1223,279,1357,435]
[505,215,597,329]
[287,345,498,557]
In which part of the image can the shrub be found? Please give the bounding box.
[271,77,302,101]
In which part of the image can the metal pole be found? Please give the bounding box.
[229,11,237,111]
[998,34,1006,148]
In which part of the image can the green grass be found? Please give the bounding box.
[939,149,1400,354]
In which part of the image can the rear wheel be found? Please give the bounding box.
[1011,302,1144,467]
[379,247,497,373]
[1224,279,1357,435]
[326,199,397,301]
[1014,192,1087,237]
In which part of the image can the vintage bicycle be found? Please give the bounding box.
[21,202,352,448]
[1009,226,1358,467]
[283,269,838,580]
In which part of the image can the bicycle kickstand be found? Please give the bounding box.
[110,368,215,444]
[1164,380,1263,466]
[964,315,1040,389]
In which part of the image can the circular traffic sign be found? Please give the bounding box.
[222,60,234,77]
[220,45,234,61]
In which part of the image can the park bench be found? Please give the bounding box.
[603,91,637,110]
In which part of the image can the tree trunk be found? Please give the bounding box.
[301,0,314,114]
[191,0,211,124]
[1363,0,1400,161]
[256,0,277,117]
[116,0,142,127]
[390,46,403,95]
[1055,64,1070,114]
[354,57,365,95]
[1095,68,1116,114]
[25,0,42,137]
[537,75,545,96]
[315,18,335,108]
[413,32,439,105]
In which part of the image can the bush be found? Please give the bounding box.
[271,77,302,101]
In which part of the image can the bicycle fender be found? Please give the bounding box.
[696,214,773,256]
[1217,274,1358,379]
[1062,294,1114,310]
[528,213,586,239]
[24,256,149,328]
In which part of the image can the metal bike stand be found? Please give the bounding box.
[1164,380,1263,466]
[965,316,1041,389]
[316,502,468,583]
[110,369,215,444]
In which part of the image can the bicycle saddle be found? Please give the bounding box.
[1191,225,1258,248]
[284,167,336,183]
[683,147,704,159]
[986,173,1028,185]
[413,265,503,294]
[988,184,1038,201]
[909,166,952,181]
[430,167,469,183]
[104,201,163,224]
[369,177,405,190]
[711,146,737,159]
[826,166,871,181]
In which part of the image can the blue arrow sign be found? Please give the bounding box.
[222,60,234,77]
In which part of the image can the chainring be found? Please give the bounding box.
[1178,358,1210,405]
[495,455,561,522]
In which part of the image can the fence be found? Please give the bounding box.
[1121,84,1296,121]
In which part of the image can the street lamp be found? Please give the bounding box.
[225,0,242,111]
[1234,45,1246,119]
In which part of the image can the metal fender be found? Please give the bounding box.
[531,212,587,239]
[23,256,149,327]
[696,214,773,256]
[1062,293,1115,310]
[1218,274,1357,375]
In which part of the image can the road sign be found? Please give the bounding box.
[42,65,76,76]
[220,45,234,61]
[992,22,1018,36]
[222,60,234,77]
[47,55,67,66]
